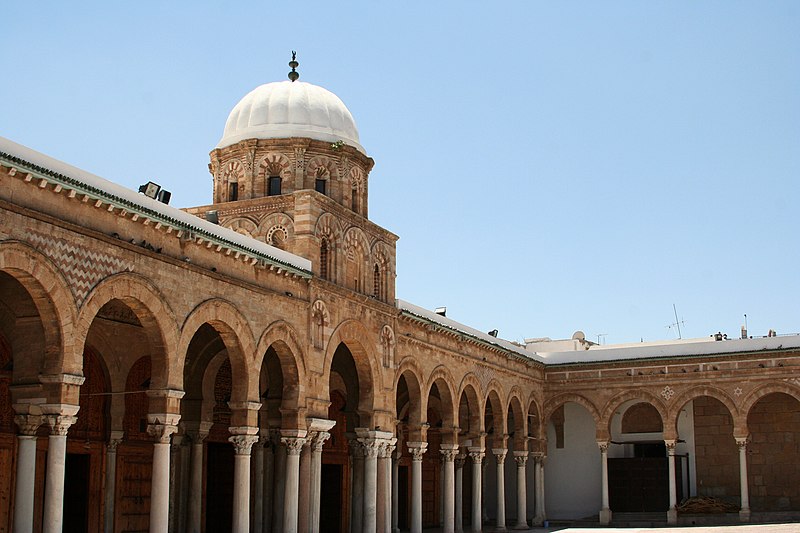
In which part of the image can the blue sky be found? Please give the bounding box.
[2,2,798,345]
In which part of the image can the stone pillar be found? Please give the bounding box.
[252,441,264,533]
[513,452,528,530]
[186,424,210,533]
[493,448,507,531]
[13,414,42,533]
[42,411,78,533]
[407,442,428,533]
[356,429,394,533]
[104,432,124,533]
[229,431,259,533]
[391,447,402,533]
[350,439,365,533]
[281,433,307,533]
[468,448,484,533]
[532,453,546,526]
[441,445,459,533]
[377,440,396,533]
[169,434,184,533]
[736,437,751,522]
[262,438,274,533]
[598,441,612,525]
[148,416,180,533]
[310,431,332,533]
[455,454,466,533]
[665,439,678,525]
[298,440,312,533]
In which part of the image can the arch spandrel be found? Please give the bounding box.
[178,298,258,404]
[77,272,179,391]
[599,389,667,439]
[543,393,601,427]
[665,385,741,439]
[0,241,77,376]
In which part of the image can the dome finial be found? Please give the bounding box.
[288,51,299,82]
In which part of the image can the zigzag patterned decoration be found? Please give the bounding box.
[27,232,133,303]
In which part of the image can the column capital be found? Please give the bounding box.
[310,430,332,452]
[597,440,610,453]
[45,414,77,436]
[107,430,125,452]
[492,447,508,464]
[407,441,428,461]
[378,439,397,458]
[513,451,528,467]
[468,446,485,463]
[14,414,43,436]
[735,436,749,450]
[664,439,677,453]
[281,435,307,455]
[229,434,259,455]
[440,444,459,462]
[184,421,213,443]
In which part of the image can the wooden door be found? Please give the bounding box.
[116,444,152,533]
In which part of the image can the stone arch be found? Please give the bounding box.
[256,320,308,414]
[424,365,458,431]
[223,216,258,238]
[310,299,330,350]
[257,152,292,195]
[741,382,800,421]
[200,350,230,424]
[77,272,179,391]
[485,381,507,444]
[343,227,369,260]
[0,240,76,376]
[526,393,544,447]
[322,319,379,426]
[507,389,526,448]
[666,385,741,438]
[395,357,424,429]
[543,393,600,426]
[259,212,294,248]
[220,159,245,200]
[307,155,337,182]
[314,212,342,243]
[457,374,484,439]
[599,389,667,440]
[348,165,366,213]
[177,298,257,403]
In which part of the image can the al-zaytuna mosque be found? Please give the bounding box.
[0,55,798,533]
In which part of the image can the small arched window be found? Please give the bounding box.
[373,263,381,299]
[320,238,330,280]
[268,176,281,196]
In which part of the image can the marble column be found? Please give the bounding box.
[598,441,612,525]
[281,433,307,533]
[42,412,78,533]
[169,435,184,533]
[736,437,751,522]
[230,432,259,533]
[391,447,402,533]
[104,432,124,533]
[532,453,545,526]
[272,431,287,533]
[13,414,42,533]
[252,441,264,533]
[350,439,365,533]
[309,431,332,533]
[468,448,484,533]
[493,448,507,531]
[262,438,274,533]
[377,440,396,533]
[441,445,459,533]
[148,417,180,533]
[357,432,384,533]
[513,452,528,530]
[455,454,466,533]
[407,442,428,533]
[665,439,678,525]
[187,425,210,533]
[298,439,312,533]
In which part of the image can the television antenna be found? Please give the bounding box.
[595,333,608,345]
[665,304,686,339]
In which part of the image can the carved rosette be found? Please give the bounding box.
[229,434,259,455]
[282,436,307,456]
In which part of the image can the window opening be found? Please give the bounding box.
[315,179,327,195]
[229,182,238,201]
[268,176,282,196]
[320,239,329,280]
[373,264,381,299]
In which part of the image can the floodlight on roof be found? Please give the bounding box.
[488,329,498,338]
[434,307,447,317]
[138,181,161,199]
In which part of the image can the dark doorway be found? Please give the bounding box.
[398,464,409,530]
[320,463,343,532]
[609,442,684,512]
[205,442,234,532]
[63,453,90,533]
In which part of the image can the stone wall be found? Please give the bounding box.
[693,396,739,504]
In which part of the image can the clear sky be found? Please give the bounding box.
[2,2,798,346]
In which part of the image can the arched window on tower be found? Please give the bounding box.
[320,238,330,280]
[228,182,239,201]
[352,185,360,214]
[373,263,381,300]
[268,176,282,196]
[315,178,327,196]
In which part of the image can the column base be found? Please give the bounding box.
[667,508,678,525]
[513,521,529,530]
[532,515,545,527]
[495,526,507,532]
[599,507,612,525]
[739,508,751,522]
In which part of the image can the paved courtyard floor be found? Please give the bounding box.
[422,525,800,532]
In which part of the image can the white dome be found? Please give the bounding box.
[216,81,364,153]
